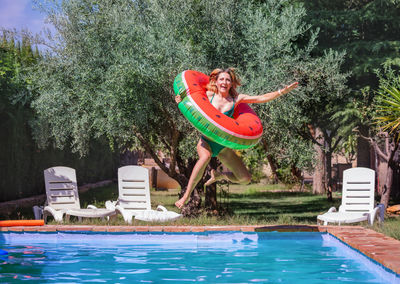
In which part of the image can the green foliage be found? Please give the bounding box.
[0,31,40,201]
[34,0,246,156]
[30,0,351,184]
[275,166,296,184]
[256,48,350,171]
[334,66,396,139]
[297,1,400,168]
[375,86,400,137]
[334,134,357,163]
[0,30,120,202]
[374,64,400,139]
[0,31,36,106]
[300,0,400,89]
[240,144,268,182]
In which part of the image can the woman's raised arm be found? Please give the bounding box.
[237,82,298,104]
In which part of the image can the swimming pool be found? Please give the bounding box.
[0,231,398,283]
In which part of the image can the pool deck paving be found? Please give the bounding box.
[1,224,399,275]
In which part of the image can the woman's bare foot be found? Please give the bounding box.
[205,169,223,186]
[175,198,185,209]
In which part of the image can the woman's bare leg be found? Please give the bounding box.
[175,139,212,209]
[205,148,251,185]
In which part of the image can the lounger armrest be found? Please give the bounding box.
[105,200,117,210]
[328,207,337,213]
[115,204,134,224]
[377,204,385,223]
[33,205,44,220]
[87,205,97,209]
[368,207,381,225]
[156,205,167,212]
[43,206,65,223]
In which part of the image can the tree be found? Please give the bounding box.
[372,65,400,208]
[230,1,352,196]
[299,0,400,89]
[337,64,400,209]
[0,31,38,200]
[298,0,400,174]
[31,0,250,213]
[31,0,350,213]
[0,27,120,203]
[266,51,350,199]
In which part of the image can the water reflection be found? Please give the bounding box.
[0,232,397,283]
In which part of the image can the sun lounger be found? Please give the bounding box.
[317,167,381,226]
[106,165,181,223]
[42,166,116,222]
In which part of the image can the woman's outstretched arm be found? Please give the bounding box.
[237,82,298,104]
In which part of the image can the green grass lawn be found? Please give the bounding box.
[75,182,340,226]
[12,182,400,240]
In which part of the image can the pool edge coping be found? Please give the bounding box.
[1,224,399,275]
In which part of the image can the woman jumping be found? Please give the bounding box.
[175,68,298,209]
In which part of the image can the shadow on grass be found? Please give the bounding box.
[227,190,341,223]
[233,190,316,199]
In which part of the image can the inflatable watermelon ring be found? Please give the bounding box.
[173,70,263,149]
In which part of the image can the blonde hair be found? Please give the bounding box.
[207,68,241,99]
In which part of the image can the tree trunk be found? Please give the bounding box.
[291,165,302,183]
[204,158,219,212]
[377,157,388,195]
[205,183,217,211]
[380,142,399,208]
[361,132,399,209]
[392,167,400,201]
[266,155,280,183]
[312,127,326,194]
[181,188,202,217]
[380,165,394,208]
[357,125,371,167]
[325,149,333,201]
[261,139,279,183]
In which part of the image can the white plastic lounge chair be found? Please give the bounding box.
[42,166,116,223]
[317,167,381,226]
[106,165,181,223]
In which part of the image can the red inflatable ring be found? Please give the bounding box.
[173,70,263,149]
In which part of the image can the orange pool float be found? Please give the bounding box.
[0,220,44,227]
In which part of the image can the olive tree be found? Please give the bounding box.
[31,0,252,213]
[31,0,350,212]
[238,2,350,198]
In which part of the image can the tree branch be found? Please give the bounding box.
[306,124,324,147]
[331,135,343,152]
[388,140,400,169]
[354,128,389,161]
[135,132,170,174]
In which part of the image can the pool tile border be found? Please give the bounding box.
[1,224,399,275]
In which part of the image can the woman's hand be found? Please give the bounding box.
[279,82,299,95]
[175,95,182,104]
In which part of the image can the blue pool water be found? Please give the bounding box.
[0,231,399,283]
